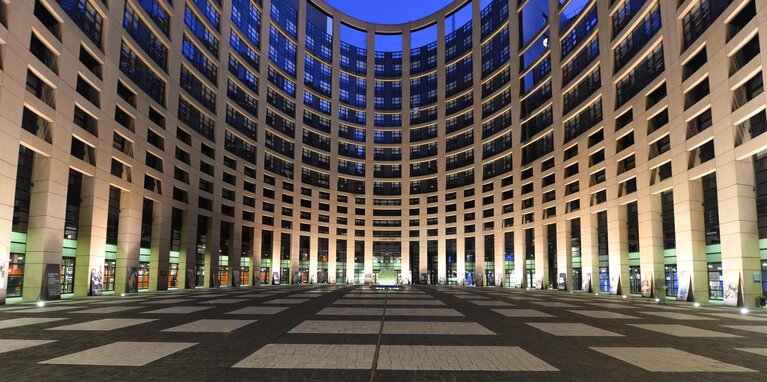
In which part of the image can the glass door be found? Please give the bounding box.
[168,263,178,288]
[7,253,25,297]
[61,258,76,294]
[103,260,116,292]
[629,266,641,295]
[707,262,723,300]
[138,262,150,290]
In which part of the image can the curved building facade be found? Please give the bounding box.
[0,0,766,306]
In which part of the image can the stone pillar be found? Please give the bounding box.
[203,216,220,288]
[718,160,761,307]
[115,191,142,294]
[674,179,708,302]
[438,237,446,285]
[456,235,465,285]
[229,223,242,287]
[149,200,170,292]
[534,224,547,289]
[638,191,666,299]
[608,204,629,295]
[401,240,410,285]
[73,175,108,296]
[580,212,598,293]
[177,209,196,289]
[309,234,318,284]
[557,221,573,290]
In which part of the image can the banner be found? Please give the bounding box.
[272,271,280,285]
[641,272,653,297]
[558,273,567,290]
[677,271,691,301]
[582,272,592,293]
[610,274,620,295]
[127,267,138,293]
[44,264,61,300]
[90,267,103,296]
[723,271,741,306]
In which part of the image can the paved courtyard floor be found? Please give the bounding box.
[0,285,766,381]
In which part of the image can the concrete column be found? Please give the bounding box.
[556,220,573,290]
[608,204,629,295]
[638,191,666,299]
[203,216,220,288]
[456,235,465,285]
[718,160,761,307]
[534,224,547,289]
[401,240,410,284]
[475,235,485,286]
[149,200,170,292]
[23,155,68,301]
[419,239,427,283]
[229,224,242,287]
[309,234,318,283]
[252,228,262,286]
[114,191,142,294]
[177,209,196,289]
[514,230,526,288]
[346,239,354,284]
[73,175,108,296]
[580,212,598,293]
[495,232,505,287]
[674,179,708,302]
[438,237,446,284]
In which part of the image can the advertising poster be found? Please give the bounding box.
[558,273,567,290]
[186,268,195,289]
[723,271,741,306]
[582,272,592,293]
[232,269,241,287]
[641,272,653,297]
[677,271,691,301]
[127,267,138,293]
[90,267,103,296]
[272,271,280,285]
[610,274,620,295]
[44,264,61,300]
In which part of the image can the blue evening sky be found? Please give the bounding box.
[325,0,455,24]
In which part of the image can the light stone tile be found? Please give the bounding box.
[531,301,579,308]
[590,347,755,372]
[387,308,463,316]
[316,307,384,315]
[315,307,464,316]
[586,303,635,309]
[199,298,248,304]
[0,339,56,354]
[142,306,214,314]
[143,299,191,305]
[384,321,494,335]
[70,306,143,314]
[190,294,226,299]
[470,300,515,306]
[501,296,541,301]
[289,320,380,334]
[376,346,557,371]
[528,323,623,337]
[721,325,767,334]
[492,309,554,318]
[0,318,68,330]
[265,298,309,305]
[47,318,156,331]
[163,319,256,333]
[705,313,767,321]
[9,306,84,313]
[736,348,767,358]
[638,311,716,320]
[226,307,289,315]
[628,324,740,337]
[568,310,639,319]
[91,299,147,305]
[40,341,196,366]
[233,344,375,369]
[332,299,444,306]
[453,295,489,300]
